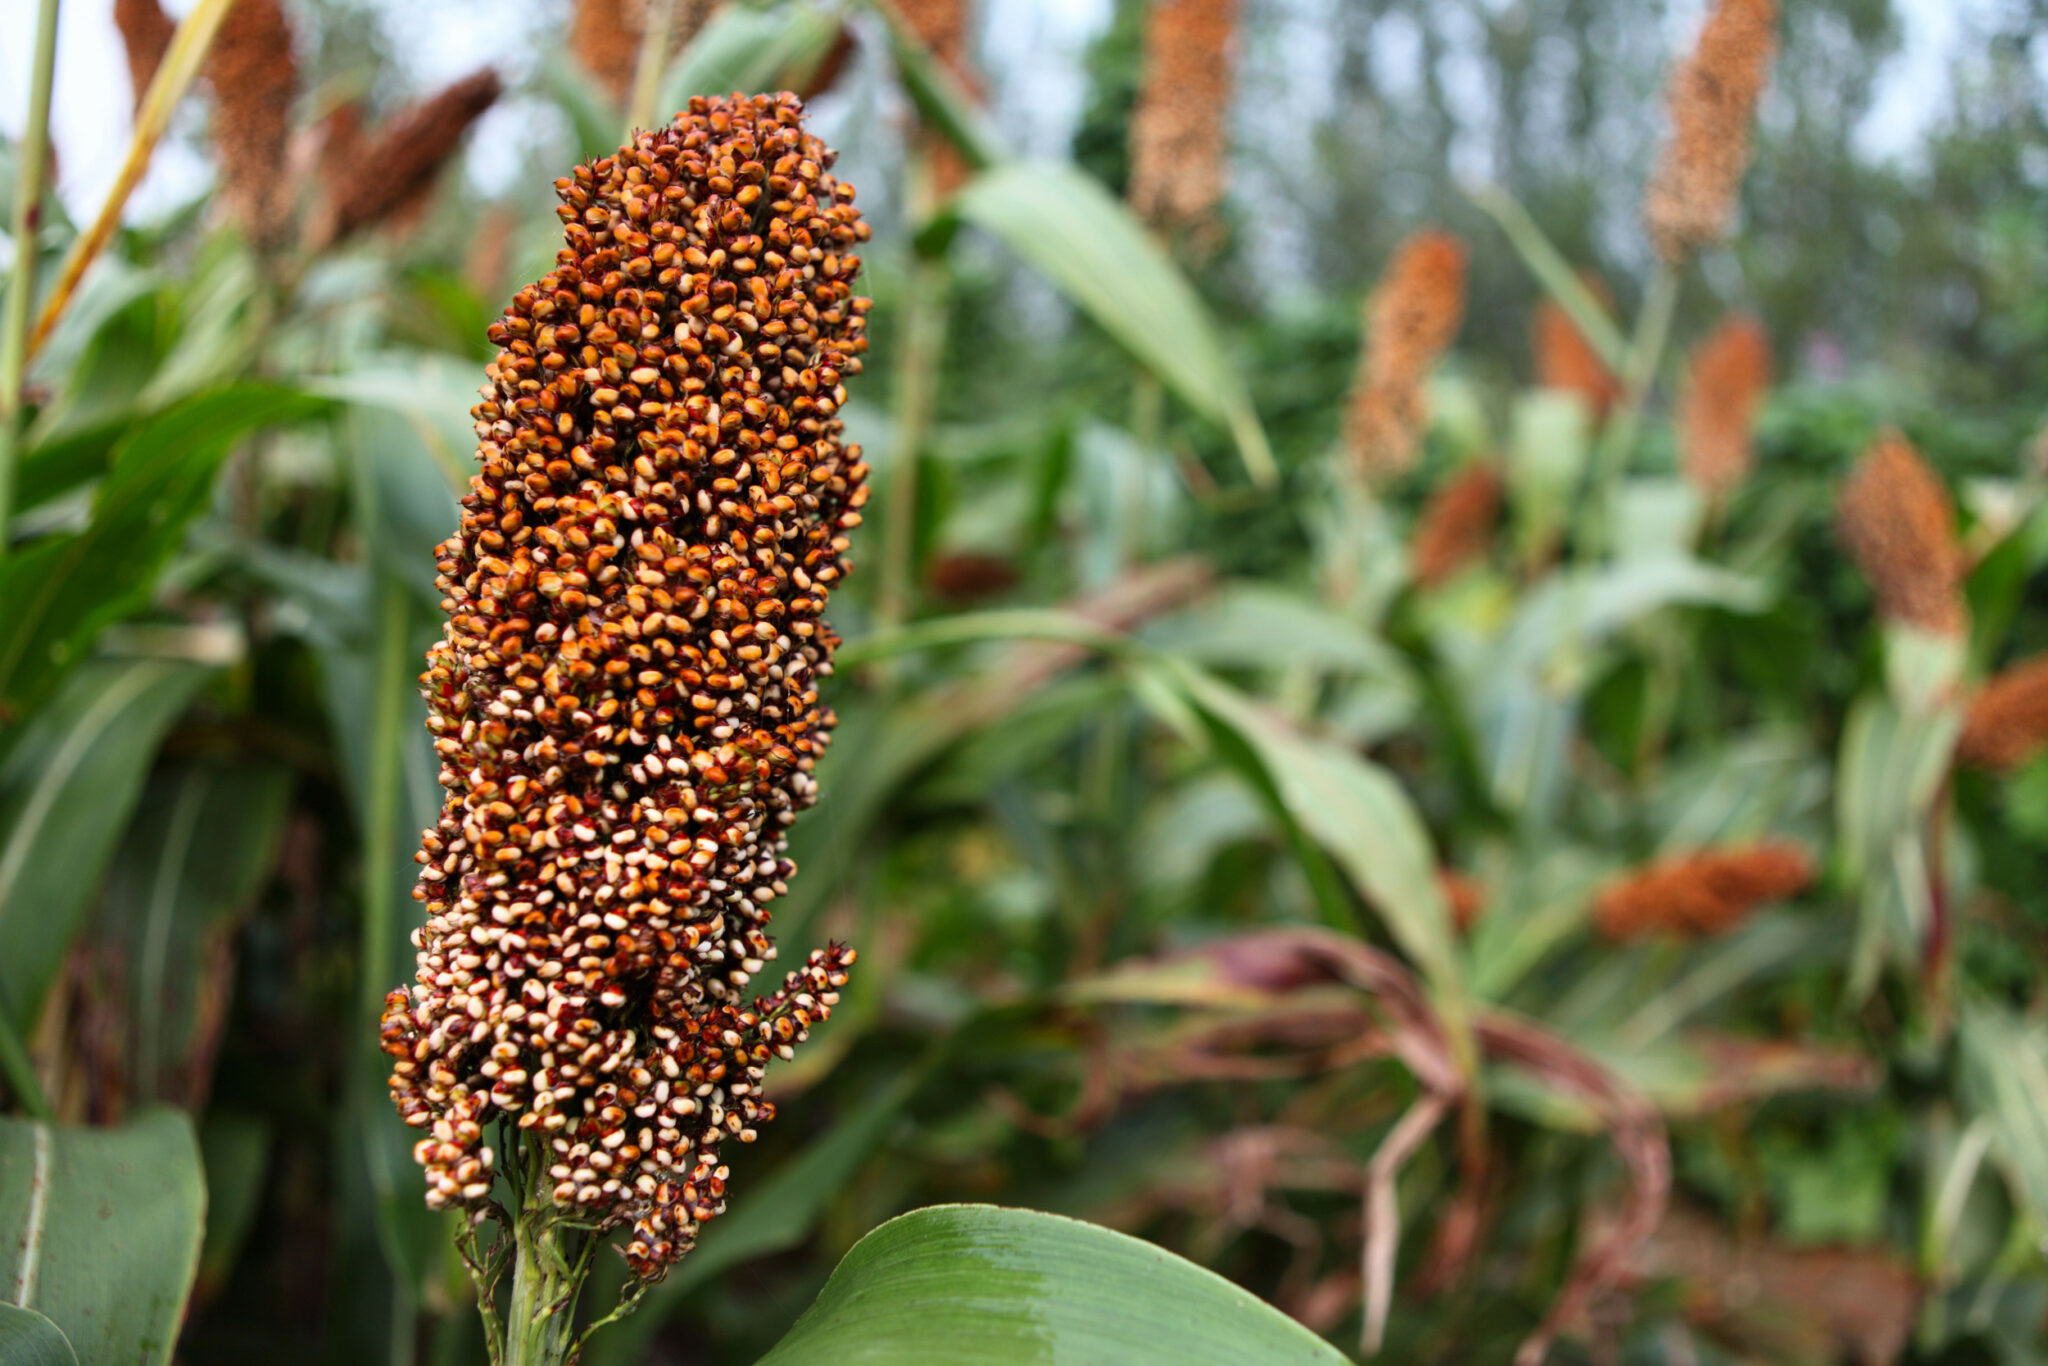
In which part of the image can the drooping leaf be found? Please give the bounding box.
[752,1205,1349,1365]
[1161,660,1472,1070]
[949,162,1276,486]
[0,1110,205,1366]
[0,1305,78,1366]
[0,385,320,721]
[0,660,214,1032]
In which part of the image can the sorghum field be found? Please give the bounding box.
[2,1,2047,1363]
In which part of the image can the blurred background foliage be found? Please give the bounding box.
[1,0,2047,1363]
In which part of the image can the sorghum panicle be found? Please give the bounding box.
[309,70,503,248]
[1644,0,1777,262]
[206,0,299,248]
[1344,229,1467,483]
[1127,0,1239,248]
[1594,843,1813,940]
[571,0,645,102]
[1679,314,1771,498]
[114,0,175,112]
[1409,463,1502,589]
[1837,432,1967,637]
[1438,868,1486,934]
[897,0,979,198]
[382,92,869,1282]
[1531,280,1620,419]
[1957,656,2048,773]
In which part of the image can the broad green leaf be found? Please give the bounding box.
[0,660,214,1032]
[1162,661,1472,1070]
[1504,389,1592,566]
[586,1068,922,1366]
[0,1110,205,1366]
[949,162,1276,486]
[196,1114,270,1298]
[1836,695,1960,999]
[1140,582,1415,685]
[96,764,292,1101]
[753,1205,1349,1365]
[0,1305,77,1366]
[0,385,320,721]
[662,1,849,112]
[1958,998,2048,1232]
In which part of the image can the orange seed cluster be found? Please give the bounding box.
[1344,229,1467,482]
[1594,842,1813,940]
[381,93,869,1281]
[1644,0,1778,261]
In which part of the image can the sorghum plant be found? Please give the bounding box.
[377,91,869,1365]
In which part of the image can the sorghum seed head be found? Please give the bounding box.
[897,0,980,199]
[1532,277,1620,419]
[1679,314,1771,498]
[571,0,645,102]
[1127,0,1239,250]
[1594,842,1812,940]
[1409,463,1502,589]
[1439,868,1486,934]
[114,0,175,113]
[1344,230,1467,483]
[1956,656,2048,773]
[206,0,299,248]
[1837,432,1967,637]
[382,92,869,1282]
[1645,0,1778,262]
[308,69,502,249]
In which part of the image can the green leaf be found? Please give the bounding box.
[662,1,849,113]
[0,660,214,1032]
[0,1305,78,1366]
[753,1205,1349,1366]
[1467,184,1627,373]
[1958,998,2048,1232]
[868,0,1006,172]
[96,763,292,1101]
[1162,661,1472,1072]
[1836,695,1960,999]
[0,1110,205,1366]
[0,385,320,721]
[949,162,1276,486]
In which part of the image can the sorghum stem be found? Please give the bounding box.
[1581,264,1679,561]
[24,0,238,366]
[623,0,677,138]
[506,1207,582,1366]
[0,0,61,559]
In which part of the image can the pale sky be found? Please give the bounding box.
[0,0,2026,236]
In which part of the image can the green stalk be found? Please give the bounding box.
[623,0,678,139]
[24,0,237,366]
[1579,264,1678,562]
[0,0,62,558]
[1469,183,1628,373]
[505,1214,580,1366]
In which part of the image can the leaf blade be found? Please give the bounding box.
[753,1204,1348,1365]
